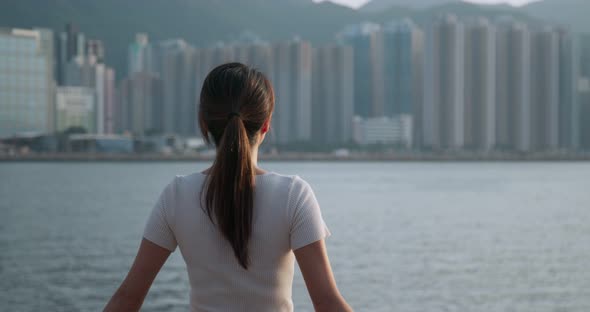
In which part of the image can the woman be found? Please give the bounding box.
[105,63,352,311]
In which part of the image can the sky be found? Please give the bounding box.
[314,0,540,9]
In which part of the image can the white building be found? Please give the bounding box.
[55,86,96,133]
[352,115,413,147]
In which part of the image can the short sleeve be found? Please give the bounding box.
[288,176,331,250]
[143,178,178,251]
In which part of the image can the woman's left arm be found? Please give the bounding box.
[104,238,172,312]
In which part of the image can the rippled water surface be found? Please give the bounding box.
[1,162,590,311]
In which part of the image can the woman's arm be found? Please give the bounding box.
[294,240,353,312]
[104,238,172,312]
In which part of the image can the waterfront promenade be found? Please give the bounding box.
[1,152,589,162]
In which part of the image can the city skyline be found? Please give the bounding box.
[1,7,590,154]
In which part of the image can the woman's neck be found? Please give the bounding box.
[203,146,265,175]
[251,146,268,175]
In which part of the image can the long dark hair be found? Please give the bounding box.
[198,63,275,269]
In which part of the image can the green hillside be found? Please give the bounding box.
[0,0,580,79]
[521,0,590,31]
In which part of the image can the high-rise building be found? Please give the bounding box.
[311,44,354,146]
[128,33,150,76]
[141,39,195,135]
[464,17,496,151]
[103,68,116,134]
[579,35,590,150]
[383,19,424,116]
[337,23,385,117]
[272,40,312,145]
[0,28,55,137]
[147,39,189,75]
[117,72,163,136]
[530,27,560,151]
[86,39,105,63]
[56,23,85,85]
[161,45,197,136]
[128,38,198,135]
[557,28,580,150]
[55,87,96,133]
[580,34,590,79]
[422,14,465,150]
[579,78,590,150]
[495,18,531,152]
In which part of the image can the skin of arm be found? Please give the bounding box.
[103,238,171,312]
[294,240,353,312]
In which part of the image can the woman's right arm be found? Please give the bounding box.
[294,240,352,312]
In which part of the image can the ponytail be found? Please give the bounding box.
[203,114,255,269]
[198,63,274,270]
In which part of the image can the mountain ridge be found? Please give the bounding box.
[361,0,459,11]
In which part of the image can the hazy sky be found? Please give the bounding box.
[315,0,539,9]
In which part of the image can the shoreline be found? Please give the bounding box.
[1,153,590,162]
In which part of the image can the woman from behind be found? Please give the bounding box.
[104,63,352,312]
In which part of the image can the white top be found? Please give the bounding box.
[143,171,331,312]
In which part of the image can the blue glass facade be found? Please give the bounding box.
[384,21,415,116]
[0,28,54,138]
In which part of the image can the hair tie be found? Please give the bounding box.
[227,112,241,121]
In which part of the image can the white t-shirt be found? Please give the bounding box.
[143,171,331,312]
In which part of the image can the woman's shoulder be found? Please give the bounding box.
[163,172,205,189]
[258,171,310,187]
[258,172,315,199]
[165,171,314,195]
[174,171,206,184]
[156,172,207,199]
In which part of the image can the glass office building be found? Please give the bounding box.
[0,28,54,138]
